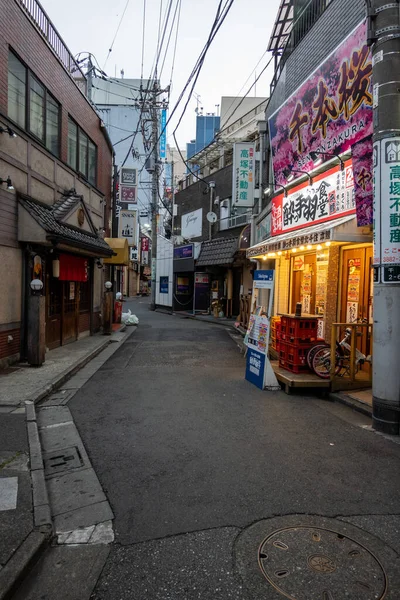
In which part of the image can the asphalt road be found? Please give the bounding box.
[65,298,400,599]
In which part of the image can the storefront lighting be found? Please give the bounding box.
[0,125,17,138]
[277,251,282,256]
[292,248,297,253]
[268,252,276,257]
[262,256,267,261]
[284,168,313,185]
[310,150,344,171]
[316,244,323,250]
[264,182,288,197]
[0,176,14,190]
[105,281,112,290]
[307,244,313,250]
[325,241,331,247]
[300,245,305,250]
[30,279,43,294]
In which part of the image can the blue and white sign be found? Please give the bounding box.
[254,270,274,287]
[174,244,193,259]
[160,109,167,159]
[245,349,266,389]
[160,276,169,294]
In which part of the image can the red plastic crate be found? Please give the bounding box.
[279,341,314,366]
[280,316,318,343]
[279,359,311,374]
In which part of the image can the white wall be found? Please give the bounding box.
[155,235,173,308]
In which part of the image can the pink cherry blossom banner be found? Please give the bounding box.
[352,135,373,226]
[268,21,372,186]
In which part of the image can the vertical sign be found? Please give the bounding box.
[120,167,137,205]
[373,141,381,267]
[232,142,255,207]
[160,109,167,159]
[380,138,400,282]
[118,209,138,245]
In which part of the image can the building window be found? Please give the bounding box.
[46,94,60,157]
[7,50,60,157]
[68,117,97,186]
[68,119,78,169]
[29,75,45,141]
[79,130,88,177]
[8,52,26,128]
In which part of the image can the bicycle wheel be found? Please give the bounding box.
[307,344,329,370]
[312,346,342,379]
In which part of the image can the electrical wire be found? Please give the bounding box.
[103,0,131,70]
[140,0,147,80]
[159,0,181,81]
[169,0,181,87]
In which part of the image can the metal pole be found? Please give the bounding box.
[150,81,159,311]
[208,182,215,241]
[370,0,400,435]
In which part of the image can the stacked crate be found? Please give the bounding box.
[270,317,281,354]
[279,316,318,373]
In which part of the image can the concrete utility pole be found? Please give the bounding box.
[150,80,159,311]
[369,0,400,435]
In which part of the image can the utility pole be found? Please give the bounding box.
[369,0,400,435]
[150,80,159,311]
[208,181,215,241]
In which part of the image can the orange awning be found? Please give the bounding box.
[103,238,129,265]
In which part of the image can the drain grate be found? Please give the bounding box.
[258,526,388,600]
[43,446,83,475]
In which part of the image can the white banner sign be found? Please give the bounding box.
[232,142,255,207]
[181,208,202,239]
[118,209,138,246]
[380,138,400,266]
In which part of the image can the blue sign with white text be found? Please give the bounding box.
[245,349,266,389]
[160,109,167,159]
[174,244,193,259]
[160,276,169,294]
[254,270,274,282]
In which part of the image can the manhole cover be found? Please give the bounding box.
[258,526,388,600]
[43,446,83,475]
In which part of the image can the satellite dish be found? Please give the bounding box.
[207,211,217,223]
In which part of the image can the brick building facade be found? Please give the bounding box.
[0,0,114,366]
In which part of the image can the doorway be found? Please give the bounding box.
[290,253,317,314]
[340,245,373,357]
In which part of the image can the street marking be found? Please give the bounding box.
[0,477,18,511]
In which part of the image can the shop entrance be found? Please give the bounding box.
[340,245,373,358]
[290,253,317,315]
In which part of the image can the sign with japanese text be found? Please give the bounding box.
[120,186,136,204]
[271,163,355,235]
[232,142,255,207]
[245,349,266,390]
[268,21,372,185]
[352,135,373,226]
[118,209,138,246]
[380,137,400,273]
[246,315,270,354]
[141,237,150,252]
[120,167,137,187]
[160,109,167,159]
[174,244,193,260]
[373,142,380,265]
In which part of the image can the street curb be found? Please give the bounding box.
[0,530,51,600]
[28,337,111,405]
[25,403,53,529]
[329,391,372,417]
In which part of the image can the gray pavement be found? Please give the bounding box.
[9,298,400,599]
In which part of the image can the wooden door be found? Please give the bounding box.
[62,282,78,345]
[291,254,317,314]
[46,276,62,350]
[340,246,373,357]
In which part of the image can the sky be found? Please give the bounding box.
[40,0,282,149]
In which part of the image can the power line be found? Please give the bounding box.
[103,0,131,70]
[159,0,181,81]
[169,0,181,86]
[140,0,146,80]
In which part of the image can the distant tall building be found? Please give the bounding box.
[186,114,220,160]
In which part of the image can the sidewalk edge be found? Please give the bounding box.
[329,391,373,417]
[0,530,51,600]
[26,403,52,529]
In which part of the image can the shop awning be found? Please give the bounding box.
[103,238,129,265]
[196,237,239,267]
[247,215,372,258]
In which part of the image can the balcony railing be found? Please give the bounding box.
[17,0,87,93]
[270,0,333,94]
[220,212,251,231]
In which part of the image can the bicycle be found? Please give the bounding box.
[309,320,372,379]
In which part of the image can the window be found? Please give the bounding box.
[29,75,45,140]
[46,94,60,157]
[67,119,77,169]
[79,130,88,177]
[8,52,26,127]
[7,51,60,157]
[68,117,97,186]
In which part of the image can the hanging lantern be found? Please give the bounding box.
[52,259,60,278]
